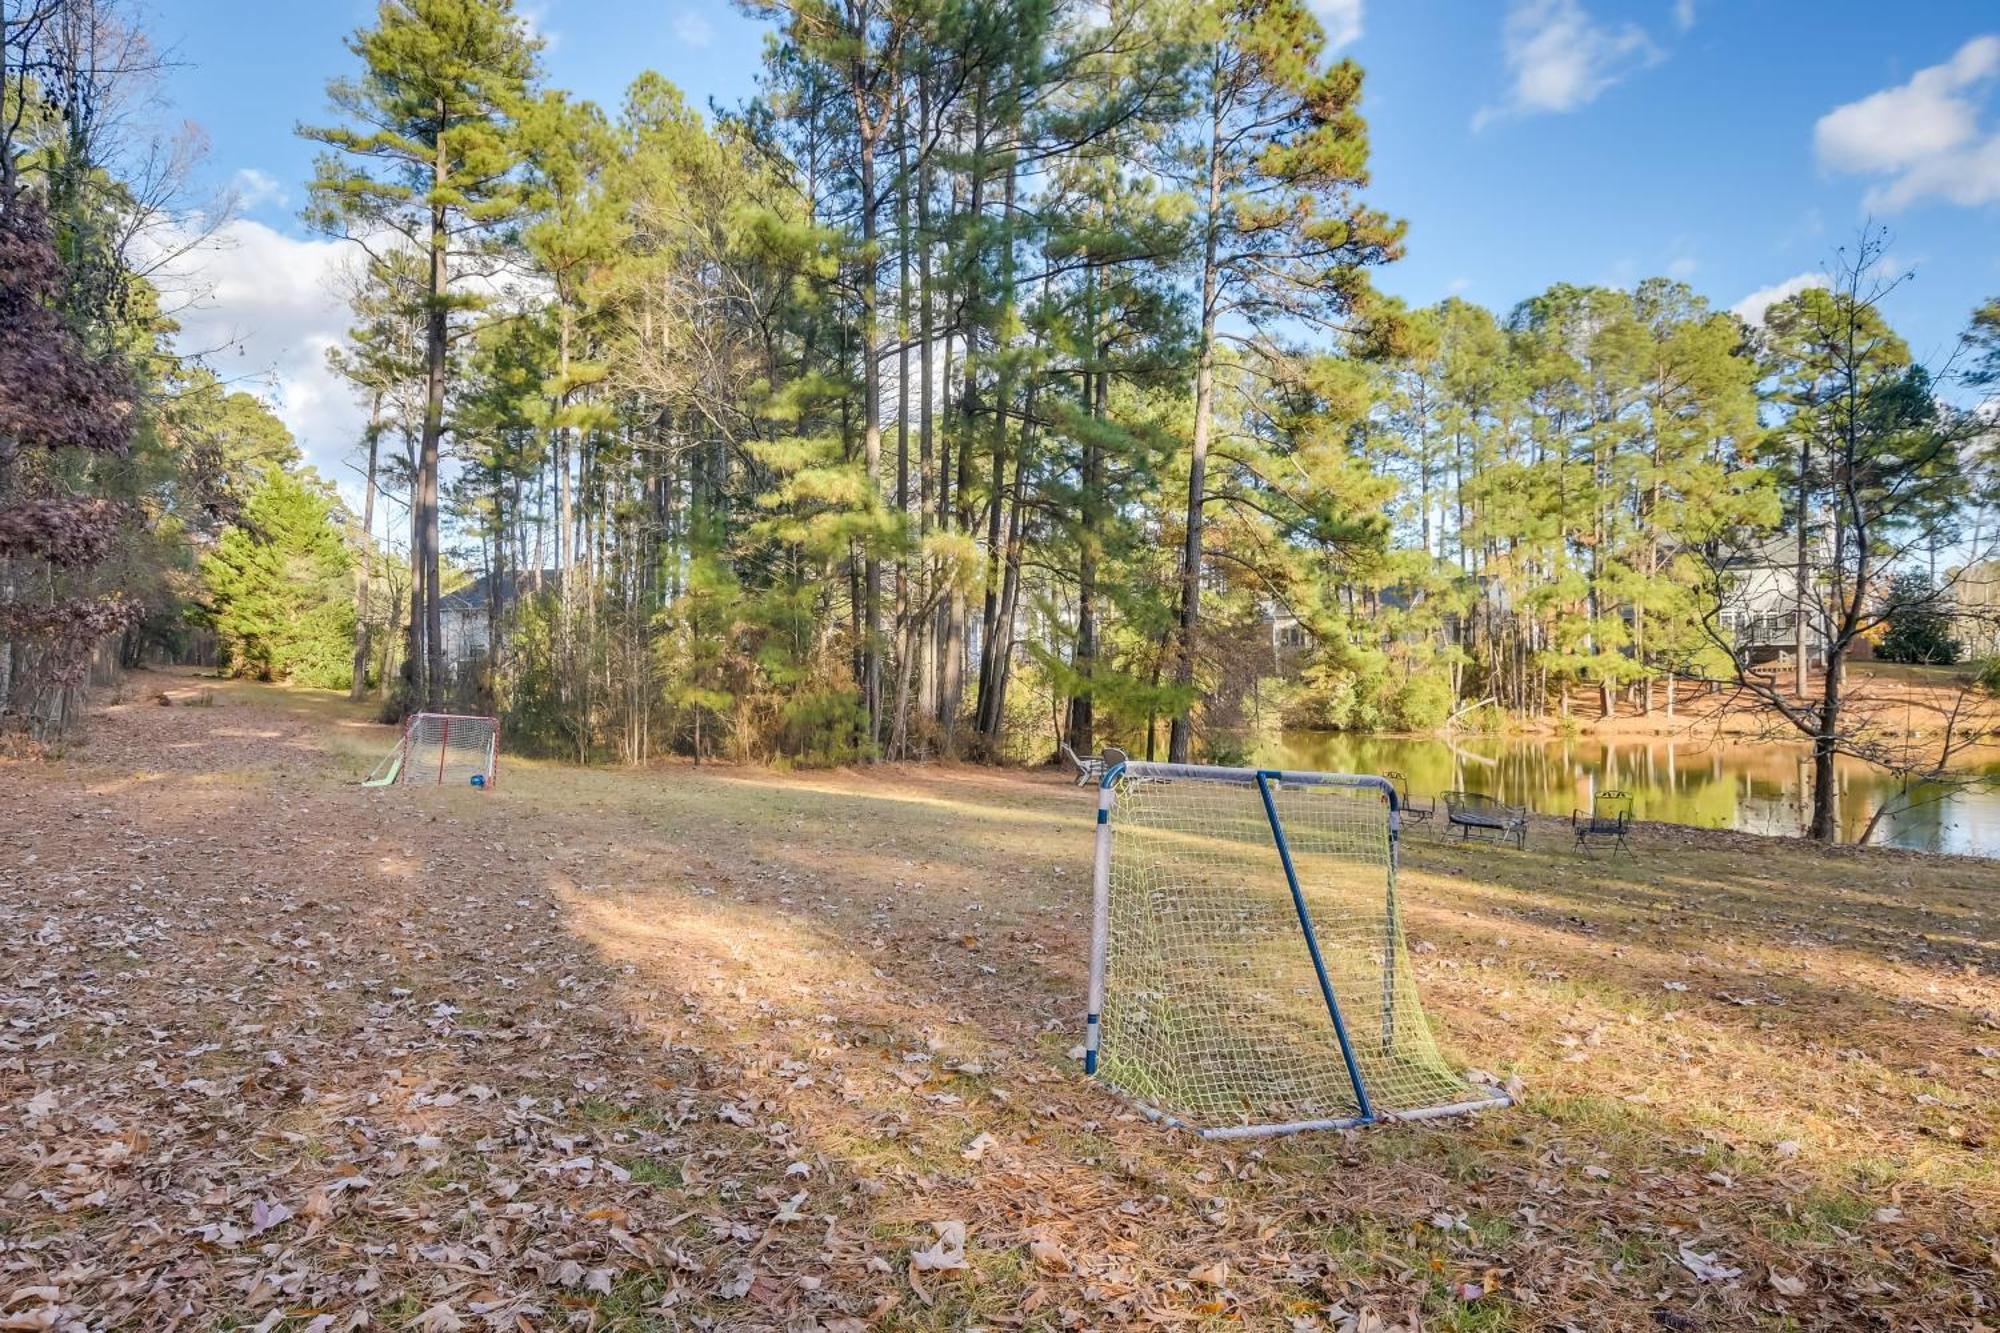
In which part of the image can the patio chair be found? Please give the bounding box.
[1060,742,1105,786]
[1442,790,1528,849]
[1572,789,1633,856]
[1383,770,1435,829]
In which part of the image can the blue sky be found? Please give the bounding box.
[152,0,2000,478]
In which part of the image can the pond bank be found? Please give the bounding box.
[1259,729,2000,858]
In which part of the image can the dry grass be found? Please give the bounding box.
[3,670,1998,1331]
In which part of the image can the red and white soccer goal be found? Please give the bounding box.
[364,713,500,788]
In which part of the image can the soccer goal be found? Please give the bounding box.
[363,712,500,788]
[1084,762,1509,1138]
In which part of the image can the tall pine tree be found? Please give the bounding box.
[1167,0,1400,761]
[300,0,541,710]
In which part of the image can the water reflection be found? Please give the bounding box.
[1259,733,2000,858]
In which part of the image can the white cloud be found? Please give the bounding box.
[149,219,369,488]
[1666,255,1698,279]
[1474,0,1660,130]
[228,167,287,212]
[1309,0,1363,49]
[1814,34,2000,211]
[1730,271,1824,326]
[1672,0,1696,32]
[520,1,562,52]
[673,7,716,48]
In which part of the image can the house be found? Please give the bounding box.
[1714,533,1830,668]
[1949,560,2000,659]
[1267,603,1312,653]
[440,569,552,670]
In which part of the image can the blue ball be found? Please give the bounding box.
[470,774,486,788]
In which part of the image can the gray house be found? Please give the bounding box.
[1715,534,1830,668]
[1950,560,2000,659]
[440,570,552,671]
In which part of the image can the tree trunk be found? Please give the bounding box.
[485,486,504,712]
[915,72,936,728]
[933,326,956,731]
[1808,627,1846,840]
[974,158,1018,737]
[1416,380,1431,556]
[858,107,883,753]
[979,384,1033,744]
[1796,433,1811,699]
[1168,67,1224,765]
[891,91,912,758]
[349,393,382,701]
[403,423,427,712]
[1809,730,1839,841]
[938,111,984,748]
[419,138,448,711]
[1068,346,1106,753]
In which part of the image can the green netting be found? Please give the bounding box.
[1090,766,1504,1136]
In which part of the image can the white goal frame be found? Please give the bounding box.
[1084,761,1510,1139]
[363,712,500,788]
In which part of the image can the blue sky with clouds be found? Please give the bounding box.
[152,0,2000,478]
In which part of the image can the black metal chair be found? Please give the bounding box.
[1442,790,1528,849]
[1383,770,1434,829]
[1572,790,1633,856]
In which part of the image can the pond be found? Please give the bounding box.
[1255,732,2000,858]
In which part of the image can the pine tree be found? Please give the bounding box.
[1624,278,1760,713]
[743,0,911,751]
[300,0,541,711]
[1167,0,1400,761]
[1967,297,2000,391]
[327,247,428,701]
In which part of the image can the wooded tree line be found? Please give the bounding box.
[6,0,1996,785]
[1373,260,1994,705]
[302,0,1416,765]
[1369,238,1998,839]
[304,0,1995,769]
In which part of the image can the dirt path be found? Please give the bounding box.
[3,673,1998,1330]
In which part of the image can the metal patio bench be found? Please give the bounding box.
[1442,790,1528,849]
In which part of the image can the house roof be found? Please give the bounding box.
[1716,530,1829,570]
[440,569,556,612]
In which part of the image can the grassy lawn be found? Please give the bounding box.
[3,672,1997,1330]
[1851,659,1986,687]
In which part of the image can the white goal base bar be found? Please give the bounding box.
[1084,761,1510,1139]
[363,712,500,788]
[1128,1092,1516,1141]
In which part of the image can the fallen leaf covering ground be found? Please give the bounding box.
[3,671,1998,1331]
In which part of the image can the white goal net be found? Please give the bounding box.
[364,713,500,788]
[1085,762,1508,1138]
